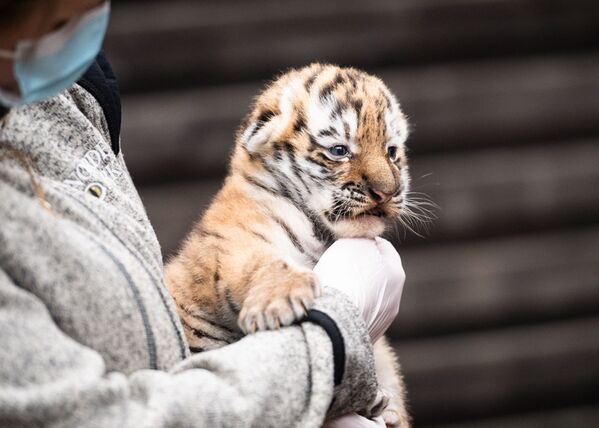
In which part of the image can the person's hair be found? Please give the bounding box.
[0,0,43,27]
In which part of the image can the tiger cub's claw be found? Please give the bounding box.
[238,266,320,334]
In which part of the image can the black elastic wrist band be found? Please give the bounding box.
[305,309,345,386]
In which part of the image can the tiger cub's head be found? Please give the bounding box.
[233,63,410,239]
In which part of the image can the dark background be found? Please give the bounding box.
[103,1,599,426]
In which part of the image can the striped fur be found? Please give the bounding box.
[166,64,411,427]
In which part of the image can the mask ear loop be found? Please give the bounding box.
[0,135,53,214]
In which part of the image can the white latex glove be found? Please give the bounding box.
[324,414,386,428]
[313,237,405,343]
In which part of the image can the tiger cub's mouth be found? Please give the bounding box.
[326,204,391,223]
[352,199,397,220]
[359,206,387,218]
[329,205,390,238]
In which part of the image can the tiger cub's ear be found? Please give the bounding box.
[240,78,302,153]
[240,108,281,153]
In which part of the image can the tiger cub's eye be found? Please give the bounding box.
[387,146,399,161]
[328,145,349,158]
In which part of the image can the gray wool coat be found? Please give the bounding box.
[0,85,379,428]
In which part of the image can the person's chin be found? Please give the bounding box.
[330,214,387,239]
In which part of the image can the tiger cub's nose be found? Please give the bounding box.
[368,187,393,204]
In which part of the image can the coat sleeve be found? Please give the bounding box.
[0,268,378,428]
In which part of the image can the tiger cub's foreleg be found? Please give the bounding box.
[238,259,321,333]
[167,240,321,347]
[374,337,411,428]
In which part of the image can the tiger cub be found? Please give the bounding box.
[166,63,411,427]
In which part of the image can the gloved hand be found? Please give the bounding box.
[313,237,405,343]
[324,414,386,428]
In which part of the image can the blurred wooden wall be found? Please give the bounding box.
[104,1,599,426]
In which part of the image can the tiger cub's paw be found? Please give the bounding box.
[238,264,321,334]
[362,388,389,419]
[382,397,410,428]
[363,389,410,428]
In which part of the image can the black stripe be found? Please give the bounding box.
[308,134,322,150]
[235,220,271,244]
[315,151,335,166]
[352,99,363,117]
[305,166,326,181]
[319,72,345,100]
[249,229,270,243]
[261,159,303,202]
[343,121,350,140]
[273,146,284,162]
[178,303,237,336]
[241,144,260,161]
[305,172,325,188]
[248,159,336,248]
[290,162,311,193]
[305,70,319,91]
[213,254,221,284]
[282,141,295,156]
[198,227,226,241]
[189,346,205,353]
[225,288,241,314]
[242,173,278,194]
[284,146,311,194]
[250,109,276,138]
[181,316,231,343]
[212,255,223,303]
[269,167,335,247]
[330,102,344,120]
[272,215,305,255]
[318,127,339,138]
[308,212,336,247]
[293,112,306,133]
[257,109,276,124]
[347,72,358,91]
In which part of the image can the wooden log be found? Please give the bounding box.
[393,225,599,338]
[395,317,599,424]
[105,0,599,92]
[426,404,599,428]
[140,179,222,256]
[120,54,599,183]
[409,139,599,243]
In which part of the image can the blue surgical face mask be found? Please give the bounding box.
[0,2,110,107]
